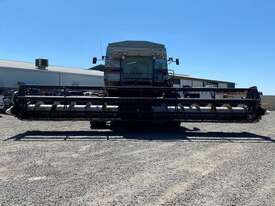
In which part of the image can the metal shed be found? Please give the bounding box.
[173,74,235,88]
[0,60,104,90]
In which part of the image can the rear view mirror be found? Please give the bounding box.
[176,58,180,65]
[92,57,97,64]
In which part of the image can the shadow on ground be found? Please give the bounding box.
[5,127,275,143]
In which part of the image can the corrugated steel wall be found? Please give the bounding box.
[0,67,104,89]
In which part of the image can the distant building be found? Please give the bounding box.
[90,65,236,89]
[171,74,235,99]
[173,74,235,88]
[0,59,104,92]
[0,59,104,110]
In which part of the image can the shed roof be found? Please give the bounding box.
[174,74,235,84]
[0,60,104,76]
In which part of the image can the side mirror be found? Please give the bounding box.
[92,57,97,64]
[176,58,180,65]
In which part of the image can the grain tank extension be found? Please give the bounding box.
[10,41,266,127]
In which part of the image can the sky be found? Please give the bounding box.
[0,0,274,94]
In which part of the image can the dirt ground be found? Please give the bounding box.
[0,112,275,206]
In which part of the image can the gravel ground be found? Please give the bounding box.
[0,112,275,206]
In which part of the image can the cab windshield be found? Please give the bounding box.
[121,56,153,80]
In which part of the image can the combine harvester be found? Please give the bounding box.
[9,41,266,128]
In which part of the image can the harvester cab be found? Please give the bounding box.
[99,41,177,88]
[10,40,266,128]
